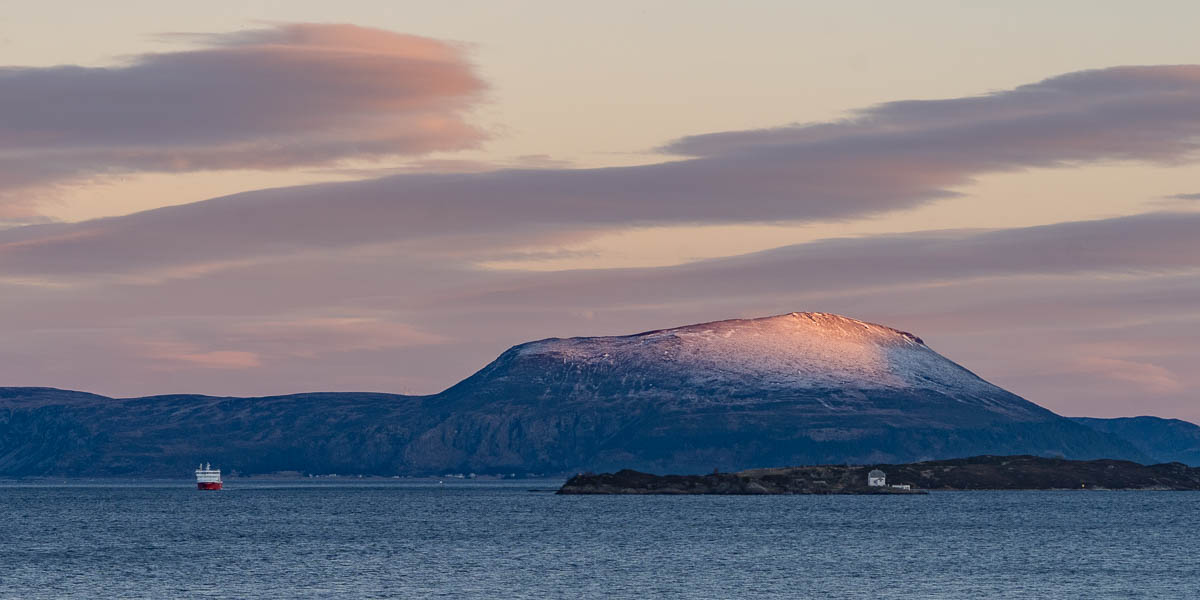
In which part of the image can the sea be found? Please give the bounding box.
[1,480,1197,599]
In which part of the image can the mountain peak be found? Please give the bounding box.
[656,311,925,346]
[512,311,975,397]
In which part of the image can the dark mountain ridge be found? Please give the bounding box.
[0,313,1182,477]
[1070,416,1200,466]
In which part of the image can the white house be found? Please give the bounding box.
[867,469,886,487]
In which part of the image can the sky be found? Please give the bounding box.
[2,1,1199,421]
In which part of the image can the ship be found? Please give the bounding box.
[195,463,223,490]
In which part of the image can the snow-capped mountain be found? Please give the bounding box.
[505,312,1038,414]
[0,313,1150,476]
[414,312,1139,472]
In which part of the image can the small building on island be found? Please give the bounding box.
[867,469,886,487]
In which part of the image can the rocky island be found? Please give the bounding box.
[557,455,1200,494]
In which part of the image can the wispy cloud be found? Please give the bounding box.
[134,340,263,371]
[121,316,444,374]
[228,317,447,358]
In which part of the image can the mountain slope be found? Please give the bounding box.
[0,313,1148,476]
[1072,416,1200,466]
[411,313,1145,473]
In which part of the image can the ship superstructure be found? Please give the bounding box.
[195,463,222,490]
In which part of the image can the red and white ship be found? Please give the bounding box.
[195,463,223,490]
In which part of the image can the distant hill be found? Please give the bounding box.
[0,312,1149,477]
[1072,416,1200,466]
[0,388,433,477]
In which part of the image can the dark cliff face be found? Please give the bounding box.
[0,313,1155,476]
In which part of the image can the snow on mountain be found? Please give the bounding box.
[0,312,1153,476]
[514,312,1011,403]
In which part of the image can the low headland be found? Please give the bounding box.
[557,455,1200,495]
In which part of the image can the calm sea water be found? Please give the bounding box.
[0,480,1197,599]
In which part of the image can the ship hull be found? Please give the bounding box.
[197,482,223,490]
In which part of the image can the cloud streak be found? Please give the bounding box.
[4,64,1200,267]
[419,211,1200,310]
[665,66,1200,164]
[0,23,486,214]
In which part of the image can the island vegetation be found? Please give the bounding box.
[557,455,1200,495]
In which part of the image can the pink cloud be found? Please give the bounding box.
[0,23,486,214]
